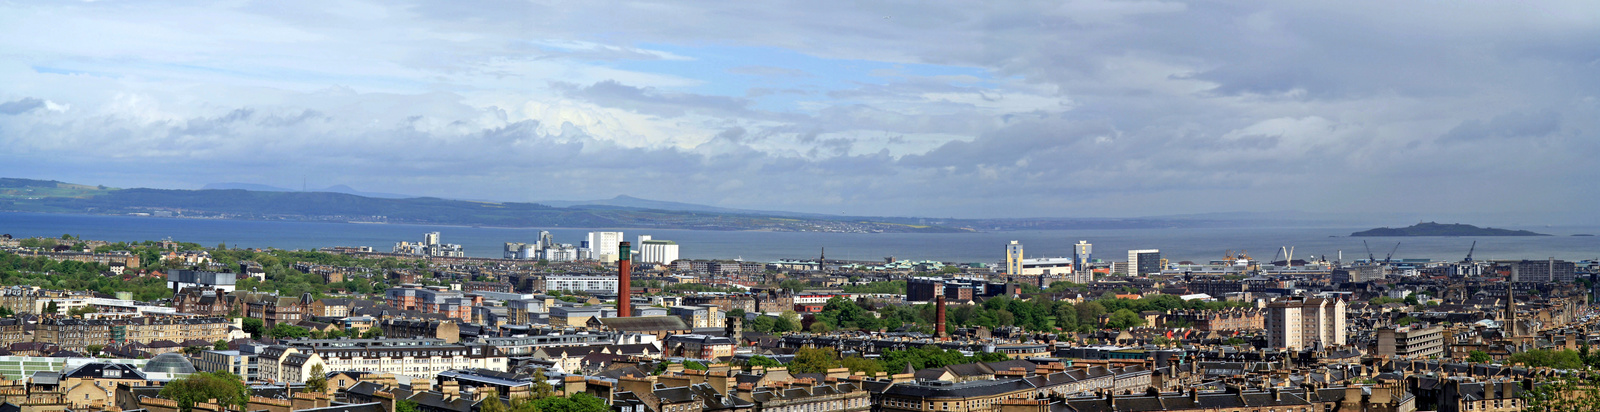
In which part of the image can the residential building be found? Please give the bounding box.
[257,345,326,384]
[381,318,462,343]
[664,334,736,359]
[35,317,231,352]
[166,269,237,293]
[172,287,237,316]
[384,285,477,321]
[1510,258,1576,283]
[246,293,314,329]
[1265,296,1346,350]
[669,305,724,329]
[285,338,505,383]
[542,275,619,294]
[197,349,256,381]
[1376,324,1445,359]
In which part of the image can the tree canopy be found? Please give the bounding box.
[158,371,249,412]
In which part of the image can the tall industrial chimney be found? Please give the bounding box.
[618,241,632,317]
[936,295,947,340]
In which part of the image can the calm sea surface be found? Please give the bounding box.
[1,212,1596,264]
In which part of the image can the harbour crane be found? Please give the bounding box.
[1364,240,1376,263]
[1384,242,1400,264]
[1465,241,1476,263]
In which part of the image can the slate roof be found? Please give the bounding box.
[600,316,690,332]
[62,363,148,380]
[294,397,382,410]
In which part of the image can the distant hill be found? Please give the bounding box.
[203,182,415,199]
[1351,222,1549,237]
[2,176,1306,232]
[0,178,969,233]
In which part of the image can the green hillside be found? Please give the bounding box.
[0,178,967,232]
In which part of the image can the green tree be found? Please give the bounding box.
[214,340,229,350]
[750,316,776,333]
[1105,309,1145,329]
[524,393,610,412]
[1510,349,1586,369]
[1074,301,1107,330]
[1467,350,1492,363]
[841,356,881,375]
[43,301,59,315]
[266,324,310,339]
[361,327,384,339]
[1525,373,1600,412]
[816,297,880,330]
[0,307,14,317]
[745,355,782,370]
[878,345,989,373]
[158,371,249,412]
[85,345,104,357]
[242,318,264,339]
[727,308,746,319]
[791,347,842,373]
[530,368,556,399]
[778,279,809,292]
[1396,316,1419,326]
[773,311,800,332]
[396,400,420,412]
[306,363,328,392]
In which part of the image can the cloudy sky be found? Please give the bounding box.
[2,1,1597,221]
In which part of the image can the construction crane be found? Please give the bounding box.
[1385,242,1400,264]
[1364,240,1376,263]
[1465,241,1476,263]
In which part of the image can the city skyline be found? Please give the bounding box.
[2,2,1598,222]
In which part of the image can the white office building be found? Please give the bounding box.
[586,231,624,263]
[1127,249,1161,276]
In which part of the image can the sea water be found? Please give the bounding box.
[1,212,1595,264]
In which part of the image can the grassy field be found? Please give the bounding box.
[0,179,113,200]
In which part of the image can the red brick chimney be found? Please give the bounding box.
[936,295,947,339]
[619,241,632,317]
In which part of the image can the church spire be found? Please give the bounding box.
[1506,287,1518,338]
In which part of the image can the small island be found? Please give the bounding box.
[1351,222,1550,237]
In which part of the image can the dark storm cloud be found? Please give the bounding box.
[0,98,44,115]
[552,80,756,118]
[1440,110,1563,142]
